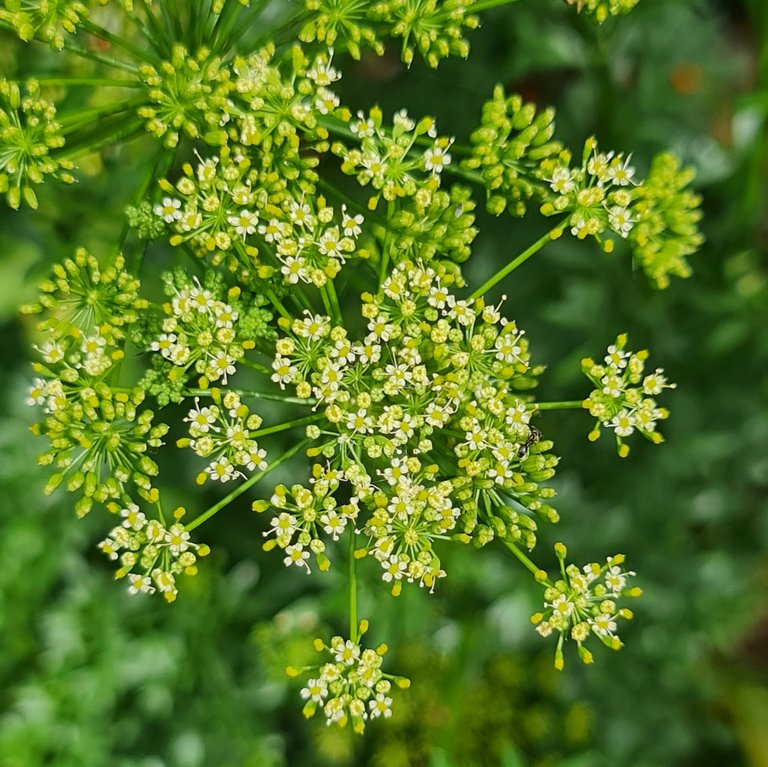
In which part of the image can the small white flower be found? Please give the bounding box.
[300,678,328,703]
[206,457,238,482]
[155,197,182,223]
[341,205,363,237]
[227,209,259,238]
[26,378,48,406]
[608,205,634,237]
[369,693,393,719]
[605,344,629,369]
[609,410,635,437]
[284,543,311,571]
[128,573,155,595]
[244,446,268,472]
[549,167,575,195]
[121,504,147,531]
[423,143,452,174]
[165,524,190,556]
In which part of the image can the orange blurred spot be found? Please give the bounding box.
[669,63,704,95]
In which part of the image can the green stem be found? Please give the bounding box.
[265,289,292,322]
[469,220,567,299]
[322,282,343,324]
[444,164,485,185]
[316,177,392,234]
[348,526,359,642]
[319,284,335,320]
[134,146,178,271]
[59,117,145,160]
[536,401,584,411]
[59,98,147,129]
[60,42,140,73]
[134,0,174,55]
[251,413,322,438]
[239,357,272,375]
[502,540,546,580]
[34,78,141,88]
[186,439,309,532]
[378,200,396,287]
[186,387,317,407]
[80,18,160,64]
[464,0,522,13]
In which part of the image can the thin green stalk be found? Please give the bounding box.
[238,357,272,375]
[60,42,140,73]
[469,220,567,299]
[443,163,485,185]
[319,284,335,320]
[378,200,396,287]
[80,19,161,64]
[348,526,359,642]
[322,282,343,324]
[265,289,293,322]
[536,401,584,411]
[502,540,546,580]
[158,0,184,46]
[134,0,174,55]
[221,0,273,53]
[463,0,522,13]
[211,0,244,53]
[186,387,317,407]
[59,98,147,129]
[316,177,392,230]
[135,146,178,271]
[251,413,323,438]
[186,439,309,532]
[34,78,142,88]
[288,287,315,314]
[59,117,146,160]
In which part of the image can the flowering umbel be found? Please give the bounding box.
[12,0,693,732]
[287,620,410,733]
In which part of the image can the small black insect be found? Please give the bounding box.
[517,425,541,459]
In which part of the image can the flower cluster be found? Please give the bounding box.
[138,45,235,149]
[628,152,704,289]
[155,149,267,265]
[299,0,384,59]
[23,249,167,516]
[368,0,479,68]
[142,268,272,391]
[0,78,75,209]
[256,463,360,574]
[462,86,561,217]
[566,0,640,23]
[0,0,138,49]
[360,463,458,594]
[539,136,639,244]
[259,194,366,287]
[98,503,210,602]
[334,107,454,208]
[299,0,478,66]
[581,334,675,457]
[388,183,477,263]
[290,621,409,733]
[11,0,699,731]
[22,247,145,341]
[179,390,268,485]
[262,261,558,590]
[539,139,704,288]
[230,45,343,156]
[531,543,641,668]
[0,0,89,50]
[32,383,168,517]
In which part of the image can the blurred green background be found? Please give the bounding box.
[1,0,767,765]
